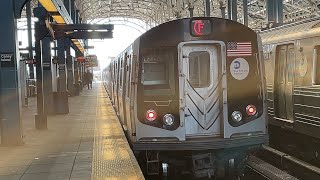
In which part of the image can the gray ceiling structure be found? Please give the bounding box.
[27,0,320,30]
[77,0,320,30]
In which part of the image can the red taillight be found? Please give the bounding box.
[146,110,157,121]
[246,105,257,116]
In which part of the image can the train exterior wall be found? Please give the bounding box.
[261,20,320,141]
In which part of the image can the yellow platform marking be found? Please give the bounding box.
[91,85,144,180]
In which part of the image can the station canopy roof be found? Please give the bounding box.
[26,0,320,30]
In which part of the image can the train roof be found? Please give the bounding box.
[260,18,320,44]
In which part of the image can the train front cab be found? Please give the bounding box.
[132,18,268,177]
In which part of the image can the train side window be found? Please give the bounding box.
[188,51,210,88]
[313,46,320,85]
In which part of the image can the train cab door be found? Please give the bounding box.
[179,43,221,137]
[275,44,295,122]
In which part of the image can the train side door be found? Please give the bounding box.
[110,62,114,102]
[119,55,127,125]
[124,54,132,131]
[111,61,117,106]
[114,59,119,112]
[180,44,221,136]
[275,44,294,122]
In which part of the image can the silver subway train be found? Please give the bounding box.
[102,17,268,178]
[261,18,320,166]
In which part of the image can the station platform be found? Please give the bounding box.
[0,83,144,180]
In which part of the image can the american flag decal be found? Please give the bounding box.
[227,42,252,57]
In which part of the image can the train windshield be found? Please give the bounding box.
[141,48,176,95]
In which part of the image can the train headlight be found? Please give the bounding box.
[246,105,257,116]
[163,114,174,126]
[146,110,157,121]
[231,111,242,122]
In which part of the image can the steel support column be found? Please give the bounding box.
[243,0,248,26]
[276,0,283,25]
[228,0,237,21]
[267,0,275,25]
[70,0,75,22]
[0,0,23,145]
[76,10,80,24]
[42,37,54,115]
[80,62,84,90]
[26,1,34,79]
[64,0,71,15]
[65,40,74,96]
[52,41,58,94]
[74,8,78,24]
[267,0,283,26]
[56,38,69,114]
[204,0,210,17]
[220,1,226,19]
[188,6,194,17]
[34,6,47,130]
[73,54,80,96]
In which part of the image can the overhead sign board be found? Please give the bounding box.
[85,55,97,62]
[0,52,15,67]
[76,57,85,63]
[1,53,13,62]
[85,55,98,67]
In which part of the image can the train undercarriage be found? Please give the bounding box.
[135,145,262,179]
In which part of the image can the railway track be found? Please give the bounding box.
[146,146,320,179]
[249,145,320,180]
[247,155,298,180]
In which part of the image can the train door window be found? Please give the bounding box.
[313,46,320,85]
[188,51,210,88]
[126,55,131,98]
[115,61,118,83]
[119,58,123,89]
[278,48,286,83]
[287,47,295,83]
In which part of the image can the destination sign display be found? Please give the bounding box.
[190,19,211,36]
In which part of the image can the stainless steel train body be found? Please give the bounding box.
[103,17,268,177]
[260,19,320,165]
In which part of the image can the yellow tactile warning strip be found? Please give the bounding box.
[91,85,145,180]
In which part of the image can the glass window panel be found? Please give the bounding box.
[141,48,174,87]
[143,63,167,85]
[287,48,294,83]
[278,49,286,83]
[188,51,210,88]
[126,62,131,98]
[119,59,123,88]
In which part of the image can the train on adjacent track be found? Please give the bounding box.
[260,18,320,166]
[102,17,268,178]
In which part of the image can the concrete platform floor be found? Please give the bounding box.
[0,83,144,180]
